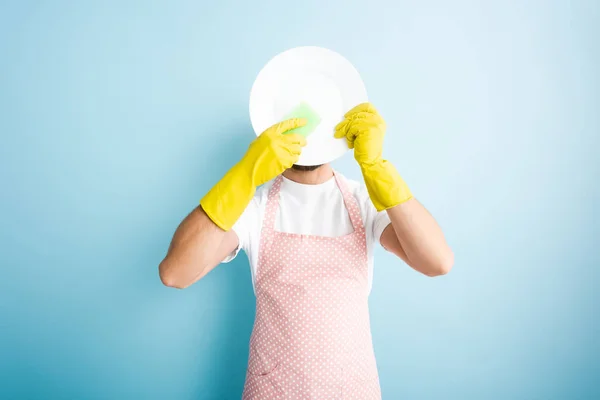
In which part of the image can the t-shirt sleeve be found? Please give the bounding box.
[372,208,391,243]
[220,197,260,263]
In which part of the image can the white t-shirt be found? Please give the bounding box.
[223,172,391,294]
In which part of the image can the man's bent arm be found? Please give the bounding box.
[334,103,453,278]
[159,119,308,289]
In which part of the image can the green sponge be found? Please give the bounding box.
[282,102,322,137]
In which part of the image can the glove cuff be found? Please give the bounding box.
[361,160,413,211]
[200,162,256,231]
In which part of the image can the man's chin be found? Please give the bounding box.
[291,164,323,172]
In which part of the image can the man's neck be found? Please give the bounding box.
[282,164,333,185]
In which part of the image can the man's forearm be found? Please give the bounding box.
[386,198,454,276]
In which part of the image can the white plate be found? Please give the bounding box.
[249,46,368,166]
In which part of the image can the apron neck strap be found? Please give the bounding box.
[263,175,284,234]
[332,170,365,232]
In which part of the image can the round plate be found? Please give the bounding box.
[249,46,368,166]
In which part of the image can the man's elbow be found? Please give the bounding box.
[425,252,454,277]
[159,261,190,289]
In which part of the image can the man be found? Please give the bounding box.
[159,103,453,399]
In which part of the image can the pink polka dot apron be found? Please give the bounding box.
[242,171,382,399]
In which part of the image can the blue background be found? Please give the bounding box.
[1,0,599,399]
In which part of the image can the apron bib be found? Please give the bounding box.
[242,171,381,400]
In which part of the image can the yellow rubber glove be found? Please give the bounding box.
[335,103,413,211]
[200,119,307,231]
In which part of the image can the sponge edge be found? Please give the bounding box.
[282,102,322,137]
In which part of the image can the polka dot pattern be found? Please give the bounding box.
[242,171,382,399]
